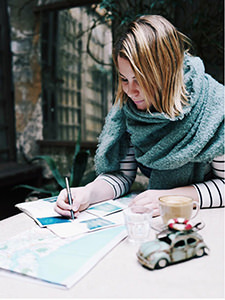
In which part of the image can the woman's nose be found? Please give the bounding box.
[127,82,139,98]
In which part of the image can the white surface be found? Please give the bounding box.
[0,208,224,299]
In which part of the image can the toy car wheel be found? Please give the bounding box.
[196,247,205,257]
[156,258,168,269]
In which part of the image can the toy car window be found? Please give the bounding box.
[174,240,185,248]
[187,238,197,245]
[158,236,172,245]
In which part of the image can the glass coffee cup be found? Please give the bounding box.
[159,195,199,225]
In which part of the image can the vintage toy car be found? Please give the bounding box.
[137,218,209,270]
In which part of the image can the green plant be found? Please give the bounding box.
[97,0,223,83]
[15,130,96,197]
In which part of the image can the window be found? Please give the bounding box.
[187,238,197,245]
[174,240,185,248]
[159,236,172,245]
[40,6,112,143]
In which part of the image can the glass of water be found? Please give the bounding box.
[123,206,152,243]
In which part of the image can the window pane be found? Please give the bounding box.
[41,6,112,142]
[187,238,197,245]
[174,240,185,248]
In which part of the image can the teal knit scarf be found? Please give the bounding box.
[95,54,224,189]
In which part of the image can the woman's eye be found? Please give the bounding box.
[121,77,128,83]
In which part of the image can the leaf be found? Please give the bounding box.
[80,170,97,186]
[70,128,81,185]
[31,155,66,188]
[13,184,57,196]
[70,151,89,187]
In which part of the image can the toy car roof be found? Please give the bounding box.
[157,228,202,241]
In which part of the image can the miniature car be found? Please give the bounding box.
[137,218,209,270]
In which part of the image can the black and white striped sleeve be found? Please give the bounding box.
[193,154,225,208]
[96,142,137,199]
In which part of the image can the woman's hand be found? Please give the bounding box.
[54,179,115,218]
[129,190,164,217]
[129,186,199,217]
[54,185,92,218]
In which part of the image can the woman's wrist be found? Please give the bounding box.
[85,179,115,205]
[167,186,199,203]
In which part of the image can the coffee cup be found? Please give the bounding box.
[159,195,199,225]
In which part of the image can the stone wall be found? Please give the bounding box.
[8,0,43,162]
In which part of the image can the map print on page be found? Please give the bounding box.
[0,226,127,288]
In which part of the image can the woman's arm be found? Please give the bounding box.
[96,147,225,213]
[130,154,225,216]
[96,143,137,198]
[129,186,199,217]
[55,143,137,217]
[192,154,225,208]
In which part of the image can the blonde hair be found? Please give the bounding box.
[113,15,191,118]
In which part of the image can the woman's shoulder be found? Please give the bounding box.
[183,53,205,75]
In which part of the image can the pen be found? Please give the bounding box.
[65,176,75,220]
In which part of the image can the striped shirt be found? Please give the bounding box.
[97,142,224,208]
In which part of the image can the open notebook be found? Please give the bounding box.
[15,193,137,238]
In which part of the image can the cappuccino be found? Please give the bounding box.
[159,195,199,224]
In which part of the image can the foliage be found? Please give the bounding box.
[99,0,175,29]
[15,130,96,197]
[97,0,223,81]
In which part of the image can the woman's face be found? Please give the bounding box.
[118,56,149,111]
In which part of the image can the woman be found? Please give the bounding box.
[55,15,224,218]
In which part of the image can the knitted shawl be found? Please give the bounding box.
[94,54,224,189]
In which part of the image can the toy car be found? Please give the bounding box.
[137,218,209,270]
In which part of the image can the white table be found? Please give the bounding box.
[0,208,224,298]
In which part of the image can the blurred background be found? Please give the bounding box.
[0,0,223,219]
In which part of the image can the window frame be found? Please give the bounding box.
[39,3,111,145]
